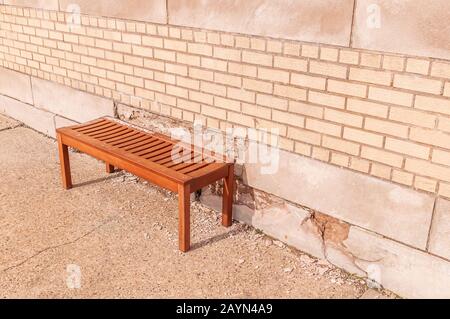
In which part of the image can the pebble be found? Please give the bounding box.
[283,267,293,273]
[238,259,245,265]
[273,241,285,248]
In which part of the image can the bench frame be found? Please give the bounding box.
[56,118,234,252]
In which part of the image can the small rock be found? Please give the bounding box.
[283,267,293,273]
[238,259,245,265]
[264,239,273,247]
[273,241,285,248]
[144,233,150,240]
[299,254,315,264]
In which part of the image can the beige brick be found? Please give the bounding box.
[312,147,330,161]
[154,71,175,84]
[190,90,213,105]
[242,51,272,67]
[272,110,305,127]
[432,149,450,166]
[220,34,234,47]
[144,58,164,71]
[309,91,346,109]
[274,56,307,72]
[322,136,360,155]
[291,73,326,90]
[187,43,212,56]
[360,53,382,68]
[289,101,323,118]
[154,49,176,62]
[266,40,282,53]
[390,106,437,128]
[200,81,226,96]
[228,62,257,77]
[362,146,403,167]
[288,127,321,145]
[382,55,405,71]
[370,163,391,179]
[339,50,359,65]
[327,80,367,98]
[410,127,450,150]
[177,76,199,90]
[228,111,255,128]
[189,67,213,81]
[164,39,186,52]
[405,158,450,182]
[242,78,272,94]
[255,119,287,136]
[331,153,350,167]
[392,170,414,186]
[177,52,200,66]
[294,142,312,156]
[344,127,383,147]
[349,67,392,85]
[258,67,289,83]
[368,86,413,107]
[283,42,301,56]
[415,95,450,116]
[214,47,240,61]
[431,62,450,79]
[394,74,442,94]
[438,117,450,133]
[256,94,288,110]
[142,36,163,48]
[166,85,188,98]
[177,99,201,113]
[227,87,255,103]
[406,59,430,75]
[439,183,450,198]
[250,38,266,51]
[306,118,341,137]
[214,73,241,87]
[242,103,271,120]
[415,176,437,193]
[320,47,339,62]
[385,138,430,159]
[144,80,165,93]
[165,63,187,76]
[273,84,307,101]
[325,109,363,127]
[365,118,409,138]
[122,33,141,45]
[214,96,240,112]
[201,57,227,72]
[207,32,221,45]
[301,44,319,58]
[309,61,347,79]
[350,157,370,173]
[202,104,226,119]
[132,45,153,57]
[235,36,250,49]
[346,98,389,118]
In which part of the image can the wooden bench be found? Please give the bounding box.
[56,117,234,252]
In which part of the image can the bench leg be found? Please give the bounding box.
[178,183,191,252]
[222,164,234,227]
[106,163,115,173]
[57,133,72,190]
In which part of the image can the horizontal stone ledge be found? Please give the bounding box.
[428,198,450,260]
[0,94,55,137]
[2,0,59,11]
[243,149,435,250]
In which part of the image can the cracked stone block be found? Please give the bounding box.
[0,95,55,137]
[59,0,167,24]
[200,188,326,260]
[169,0,354,46]
[0,67,33,105]
[428,198,450,260]
[2,0,59,10]
[344,226,450,299]
[31,78,114,123]
[353,0,450,60]
[243,149,434,250]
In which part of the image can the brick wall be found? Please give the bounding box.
[1,4,450,199]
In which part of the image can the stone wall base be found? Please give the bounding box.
[0,68,449,298]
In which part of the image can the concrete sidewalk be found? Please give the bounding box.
[0,114,394,298]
